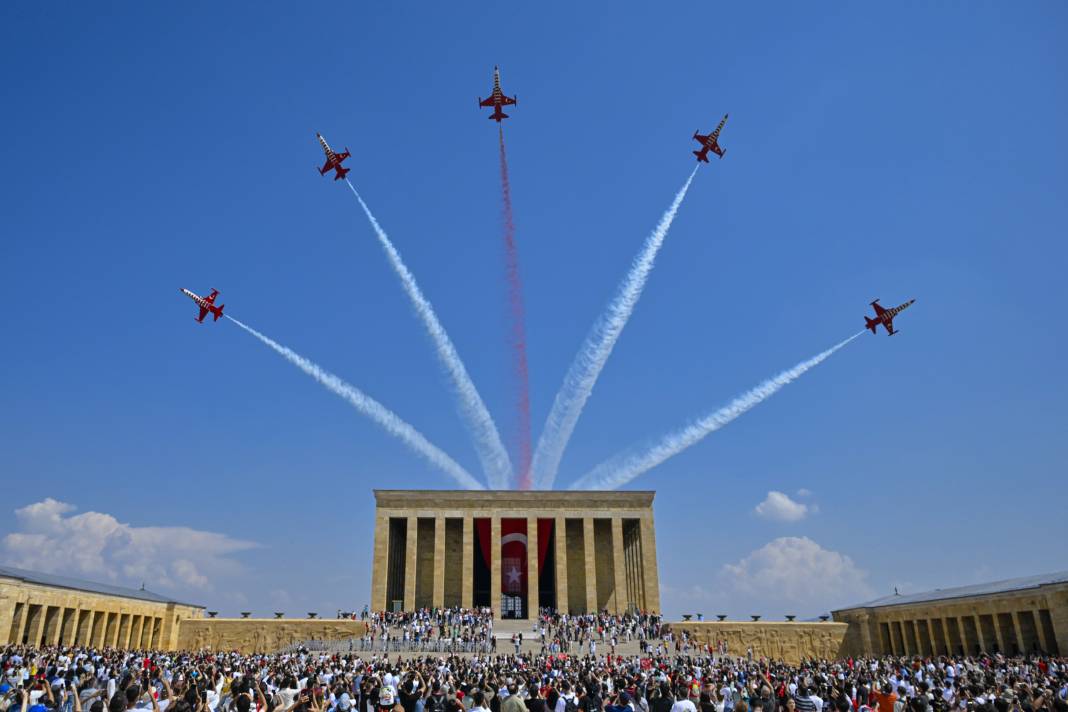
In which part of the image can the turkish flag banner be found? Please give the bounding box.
[500,518,528,595]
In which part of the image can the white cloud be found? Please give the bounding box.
[721,536,873,612]
[1,499,257,594]
[754,490,811,522]
[796,488,812,498]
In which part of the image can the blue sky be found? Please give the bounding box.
[1,2,1065,618]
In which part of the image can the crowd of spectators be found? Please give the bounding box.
[530,612,665,655]
[1,641,1065,712]
[354,609,495,653]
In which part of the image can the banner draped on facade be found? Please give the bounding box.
[475,518,554,591]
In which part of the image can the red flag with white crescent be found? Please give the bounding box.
[500,519,527,594]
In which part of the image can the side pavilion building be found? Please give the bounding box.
[833,571,1068,657]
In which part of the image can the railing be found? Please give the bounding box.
[278,638,495,655]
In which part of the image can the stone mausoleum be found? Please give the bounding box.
[370,489,660,618]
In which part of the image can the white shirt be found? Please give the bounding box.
[670,700,698,712]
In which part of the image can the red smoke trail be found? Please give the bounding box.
[498,126,533,489]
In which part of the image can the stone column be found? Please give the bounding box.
[130,614,141,648]
[370,512,389,611]
[491,516,502,618]
[855,612,874,655]
[941,618,954,654]
[121,614,133,648]
[992,611,1007,653]
[0,600,13,646]
[48,608,63,645]
[1050,591,1068,655]
[611,518,627,613]
[403,516,418,611]
[461,516,473,608]
[1033,609,1050,652]
[554,516,568,614]
[924,619,938,655]
[583,518,597,613]
[433,516,446,608]
[13,606,29,646]
[957,616,972,653]
[25,609,42,647]
[639,514,661,612]
[973,615,987,652]
[69,609,84,646]
[1011,611,1026,653]
[88,610,101,649]
[903,619,914,655]
[527,517,539,619]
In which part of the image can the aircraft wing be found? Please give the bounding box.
[205,290,218,304]
[882,318,895,335]
[479,97,496,107]
[320,158,334,173]
[197,306,209,322]
[500,95,517,106]
[872,302,887,316]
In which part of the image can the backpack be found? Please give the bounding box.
[427,696,447,712]
[564,698,579,712]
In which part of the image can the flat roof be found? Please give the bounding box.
[0,564,203,608]
[374,489,655,510]
[835,570,1068,612]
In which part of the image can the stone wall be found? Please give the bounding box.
[176,618,368,653]
[669,621,848,665]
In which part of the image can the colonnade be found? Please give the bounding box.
[7,600,166,648]
[373,503,657,614]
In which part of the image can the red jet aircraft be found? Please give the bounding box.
[692,114,729,162]
[865,298,915,336]
[478,65,517,122]
[181,288,225,323]
[316,132,351,181]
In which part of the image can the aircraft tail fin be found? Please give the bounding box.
[334,166,350,181]
[693,150,709,163]
[215,305,225,321]
[865,316,877,334]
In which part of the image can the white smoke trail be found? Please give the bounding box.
[569,331,864,491]
[532,165,700,489]
[226,315,485,491]
[345,180,513,489]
